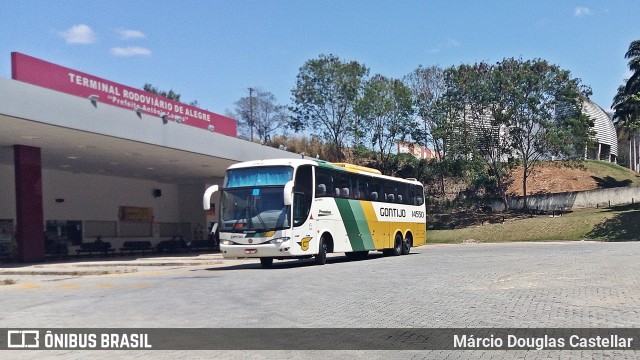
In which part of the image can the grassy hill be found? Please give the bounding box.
[428,204,640,243]
[428,161,640,243]
[507,160,640,196]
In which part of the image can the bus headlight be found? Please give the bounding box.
[221,240,235,246]
[269,237,290,245]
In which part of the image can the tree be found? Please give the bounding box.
[446,62,516,210]
[356,74,414,175]
[613,39,640,171]
[498,58,591,209]
[405,65,456,195]
[143,83,181,102]
[290,54,368,161]
[624,40,640,94]
[613,86,640,171]
[232,89,288,144]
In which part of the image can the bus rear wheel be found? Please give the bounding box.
[391,233,402,256]
[401,237,411,255]
[260,257,273,268]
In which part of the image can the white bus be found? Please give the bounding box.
[203,158,426,268]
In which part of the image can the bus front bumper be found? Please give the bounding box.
[220,243,294,258]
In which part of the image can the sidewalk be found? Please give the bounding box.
[0,252,228,277]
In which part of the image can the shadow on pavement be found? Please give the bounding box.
[202,252,417,271]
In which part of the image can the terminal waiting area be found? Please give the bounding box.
[0,220,220,260]
[43,235,219,258]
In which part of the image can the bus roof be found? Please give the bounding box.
[226,158,423,185]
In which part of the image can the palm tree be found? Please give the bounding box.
[624,40,640,94]
[613,88,637,170]
[613,40,640,171]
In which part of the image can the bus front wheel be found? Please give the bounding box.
[314,237,328,265]
[260,257,273,268]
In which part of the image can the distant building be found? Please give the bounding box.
[582,99,618,162]
[397,141,435,160]
[458,98,618,163]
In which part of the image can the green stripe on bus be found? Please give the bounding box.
[349,201,375,250]
[335,199,374,251]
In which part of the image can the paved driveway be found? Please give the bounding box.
[2,241,640,359]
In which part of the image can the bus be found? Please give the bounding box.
[203,158,426,268]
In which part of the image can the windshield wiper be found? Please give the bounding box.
[254,211,267,230]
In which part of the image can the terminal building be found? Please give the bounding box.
[0,52,297,262]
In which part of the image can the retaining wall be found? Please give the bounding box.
[492,186,640,212]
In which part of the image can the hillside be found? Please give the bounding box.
[507,160,640,196]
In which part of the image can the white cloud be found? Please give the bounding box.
[110,46,152,57]
[447,38,460,47]
[59,24,96,44]
[574,6,592,17]
[117,29,146,40]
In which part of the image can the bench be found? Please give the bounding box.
[156,239,187,253]
[188,240,218,252]
[120,241,153,254]
[76,241,115,256]
[0,243,13,258]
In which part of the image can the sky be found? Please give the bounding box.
[2,1,639,118]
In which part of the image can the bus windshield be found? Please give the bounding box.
[224,166,293,188]
[220,166,293,232]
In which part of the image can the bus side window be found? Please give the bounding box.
[397,183,408,204]
[315,167,333,198]
[355,175,367,199]
[383,180,396,204]
[415,185,425,205]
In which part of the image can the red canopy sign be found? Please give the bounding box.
[11,52,236,137]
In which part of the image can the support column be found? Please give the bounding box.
[14,145,45,262]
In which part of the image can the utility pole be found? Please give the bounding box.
[248,87,254,142]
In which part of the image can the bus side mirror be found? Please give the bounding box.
[210,222,218,235]
[283,181,294,206]
[203,185,219,210]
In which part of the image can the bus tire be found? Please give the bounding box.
[401,237,411,255]
[392,233,402,256]
[314,236,328,265]
[260,257,273,268]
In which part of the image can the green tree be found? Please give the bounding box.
[356,75,414,175]
[624,40,640,94]
[405,65,458,195]
[290,54,368,161]
[498,58,591,209]
[613,40,640,171]
[446,62,516,210]
[613,86,640,170]
[143,83,181,102]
